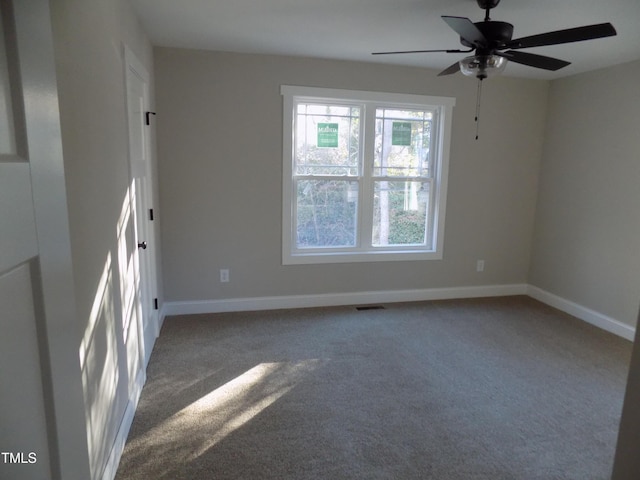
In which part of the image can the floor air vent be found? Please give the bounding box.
[356,305,385,311]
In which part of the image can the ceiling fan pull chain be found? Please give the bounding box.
[475,77,483,140]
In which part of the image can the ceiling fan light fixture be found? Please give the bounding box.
[459,54,507,79]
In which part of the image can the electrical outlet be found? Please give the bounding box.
[220,269,230,283]
[476,260,485,272]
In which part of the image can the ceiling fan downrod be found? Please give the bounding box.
[477,0,500,21]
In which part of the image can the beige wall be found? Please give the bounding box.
[50,0,161,478]
[529,59,640,329]
[155,48,548,302]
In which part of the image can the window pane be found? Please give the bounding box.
[296,180,358,248]
[372,181,430,246]
[295,103,360,176]
[374,109,432,178]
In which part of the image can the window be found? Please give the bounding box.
[281,86,455,264]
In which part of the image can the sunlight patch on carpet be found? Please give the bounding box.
[128,359,322,468]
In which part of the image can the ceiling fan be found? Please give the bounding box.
[372,0,617,79]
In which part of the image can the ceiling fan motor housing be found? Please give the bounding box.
[460,21,514,50]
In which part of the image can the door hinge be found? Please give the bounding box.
[154,298,158,310]
[145,111,156,126]
[149,208,154,221]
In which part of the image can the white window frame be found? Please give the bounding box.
[281,85,455,265]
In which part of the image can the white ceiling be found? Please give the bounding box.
[130,0,640,80]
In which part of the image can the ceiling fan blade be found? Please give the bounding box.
[442,16,488,47]
[498,50,570,71]
[372,48,472,55]
[437,61,461,77]
[507,23,616,49]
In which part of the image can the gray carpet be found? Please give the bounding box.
[115,296,632,479]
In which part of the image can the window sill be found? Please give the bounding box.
[283,249,443,265]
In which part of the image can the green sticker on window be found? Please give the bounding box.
[317,123,339,148]
[392,122,412,146]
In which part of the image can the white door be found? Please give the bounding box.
[124,47,159,368]
[0,0,90,479]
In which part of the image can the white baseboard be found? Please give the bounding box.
[100,367,146,480]
[162,284,529,317]
[98,303,168,480]
[527,285,635,341]
[163,283,635,341]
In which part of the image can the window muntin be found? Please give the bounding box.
[282,86,454,264]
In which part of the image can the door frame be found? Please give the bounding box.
[1,0,91,478]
